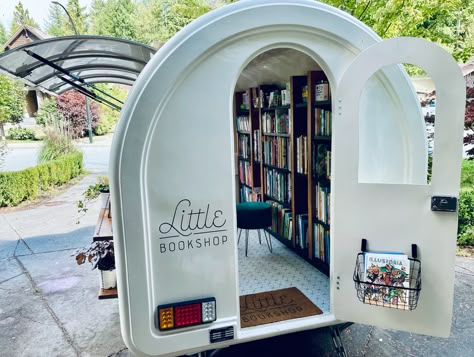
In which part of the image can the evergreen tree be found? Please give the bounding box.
[109,0,136,40]
[45,4,69,36]
[0,22,7,46]
[10,1,40,35]
[89,0,110,35]
[0,75,25,139]
[131,0,160,44]
[66,0,88,34]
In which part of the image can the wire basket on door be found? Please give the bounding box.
[353,252,422,311]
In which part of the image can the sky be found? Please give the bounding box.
[0,0,93,32]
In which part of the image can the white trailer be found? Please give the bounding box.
[110,1,466,356]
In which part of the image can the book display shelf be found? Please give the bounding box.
[234,70,332,276]
[235,89,261,203]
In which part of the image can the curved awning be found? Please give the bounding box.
[0,35,156,109]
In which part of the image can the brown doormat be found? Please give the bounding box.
[239,287,323,328]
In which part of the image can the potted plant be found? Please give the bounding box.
[74,241,116,289]
[77,176,110,222]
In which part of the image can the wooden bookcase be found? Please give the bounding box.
[234,70,332,277]
[307,71,331,275]
[234,89,261,202]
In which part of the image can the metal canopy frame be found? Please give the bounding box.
[0,35,156,110]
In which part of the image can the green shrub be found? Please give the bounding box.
[0,152,83,207]
[461,160,474,190]
[93,84,128,136]
[94,111,115,136]
[8,127,36,140]
[38,119,78,163]
[458,189,474,246]
[35,97,64,126]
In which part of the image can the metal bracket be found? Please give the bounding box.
[23,49,122,111]
[431,196,457,212]
[331,324,349,357]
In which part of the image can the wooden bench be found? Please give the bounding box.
[94,193,118,299]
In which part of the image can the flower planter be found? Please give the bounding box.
[100,192,109,208]
[100,269,117,289]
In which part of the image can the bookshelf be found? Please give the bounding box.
[234,70,331,276]
[235,89,261,202]
[308,71,331,274]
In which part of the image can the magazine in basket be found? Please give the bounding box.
[363,252,410,310]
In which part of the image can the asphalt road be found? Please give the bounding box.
[0,140,110,174]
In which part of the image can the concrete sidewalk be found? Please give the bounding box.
[0,174,473,356]
[0,174,126,357]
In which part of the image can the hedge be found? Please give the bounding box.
[0,152,83,207]
[458,189,474,246]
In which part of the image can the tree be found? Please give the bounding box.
[89,0,136,39]
[465,86,474,157]
[131,0,160,44]
[56,91,100,139]
[10,1,39,35]
[45,4,69,36]
[66,0,88,35]
[156,0,211,41]
[0,22,7,46]
[109,0,136,40]
[89,0,110,35]
[0,75,25,139]
[321,0,474,63]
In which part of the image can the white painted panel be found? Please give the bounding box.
[110,1,430,356]
[333,37,465,337]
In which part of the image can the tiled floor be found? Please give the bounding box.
[237,229,330,313]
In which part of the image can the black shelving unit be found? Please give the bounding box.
[261,105,291,112]
[263,164,290,173]
[312,100,331,108]
[262,132,291,137]
[264,194,290,207]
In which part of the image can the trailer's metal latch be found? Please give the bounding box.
[210,326,234,343]
[431,196,457,212]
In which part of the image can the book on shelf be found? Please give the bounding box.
[363,252,410,310]
[239,161,252,187]
[240,186,262,202]
[313,144,331,180]
[313,223,330,263]
[314,108,332,136]
[264,168,291,204]
[236,115,250,131]
[262,110,291,134]
[315,183,330,225]
[267,201,292,241]
[241,92,249,110]
[275,110,290,133]
[296,214,309,249]
[253,130,261,162]
[296,135,308,174]
[251,88,260,109]
[315,81,330,102]
[262,136,291,169]
[238,135,250,159]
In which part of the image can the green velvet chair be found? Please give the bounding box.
[236,202,273,257]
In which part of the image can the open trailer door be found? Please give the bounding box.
[332,37,465,337]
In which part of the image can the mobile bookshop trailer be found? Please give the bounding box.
[109,1,465,356]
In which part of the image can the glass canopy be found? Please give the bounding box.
[0,35,156,97]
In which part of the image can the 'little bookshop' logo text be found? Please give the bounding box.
[157,199,228,254]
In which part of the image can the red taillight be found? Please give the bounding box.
[175,303,201,327]
[157,297,216,331]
